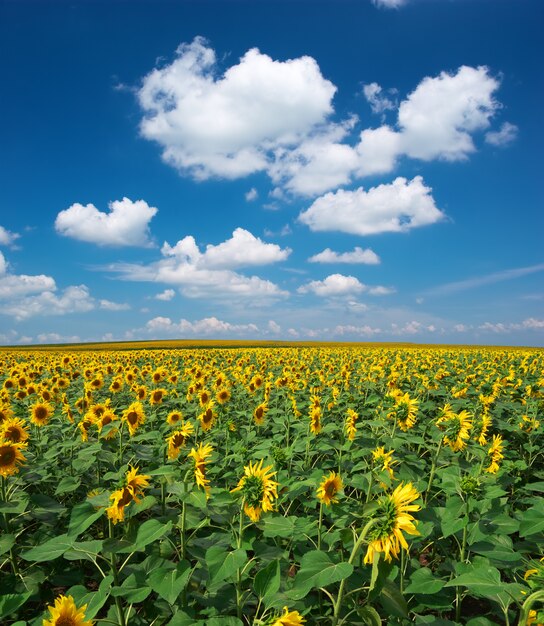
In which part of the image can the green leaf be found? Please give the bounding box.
[254,559,280,604]
[67,501,104,538]
[111,573,152,603]
[206,546,247,585]
[206,619,244,626]
[166,612,201,626]
[262,516,296,538]
[358,605,382,626]
[63,540,104,561]
[519,506,544,537]
[0,593,31,619]
[0,533,15,556]
[379,579,408,619]
[148,561,191,604]
[444,564,513,605]
[116,519,173,553]
[54,476,81,495]
[66,575,114,620]
[405,567,445,594]
[289,550,353,599]
[21,534,73,562]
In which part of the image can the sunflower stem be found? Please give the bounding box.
[332,518,377,626]
[518,590,544,626]
[424,438,443,504]
[236,505,245,620]
[317,502,324,551]
[108,519,127,626]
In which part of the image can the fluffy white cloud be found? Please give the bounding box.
[268,320,281,334]
[0,251,6,276]
[55,197,158,247]
[372,0,407,8]
[309,246,380,265]
[145,315,259,337]
[99,299,130,311]
[0,272,56,300]
[138,36,336,180]
[105,228,289,302]
[0,285,95,321]
[36,333,82,344]
[485,121,518,146]
[368,286,396,295]
[334,324,382,336]
[298,273,366,297]
[0,226,21,248]
[299,176,444,235]
[155,288,176,301]
[478,318,544,333]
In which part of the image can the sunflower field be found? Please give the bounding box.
[0,344,543,626]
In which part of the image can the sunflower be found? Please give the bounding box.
[216,387,231,404]
[485,434,504,474]
[317,471,343,506]
[1,417,30,444]
[372,446,397,479]
[43,594,93,626]
[437,409,473,452]
[198,389,212,407]
[188,443,213,497]
[166,410,183,426]
[30,401,53,427]
[167,424,194,460]
[106,466,150,524]
[0,404,14,425]
[96,409,118,439]
[0,440,27,477]
[125,465,150,498]
[123,401,145,436]
[198,404,216,432]
[231,459,278,522]
[345,408,358,441]
[270,607,306,626]
[392,393,419,432]
[149,388,167,405]
[253,403,268,426]
[109,378,123,393]
[364,482,421,565]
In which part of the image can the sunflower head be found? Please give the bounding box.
[1,417,30,444]
[0,440,27,477]
[317,471,343,506]
[269,606,306,626]
[30,401,53,427]
[43,593,93,626]
[231,460,278,522]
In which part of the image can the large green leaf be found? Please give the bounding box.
[405,567,445,594]
[206,546,247,586]
[66,575,114,620]
[21,534,73,562]
[254,559,281,604]
[379,579,408,619]
[519,505,544,537]
[148,561,191,604]
[0,593,31,619]
[67,501,104,538]
[116,519,173,553]
[289,550,354,600]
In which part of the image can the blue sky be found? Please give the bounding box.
[0,0,543,346]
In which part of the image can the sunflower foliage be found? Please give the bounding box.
[0,344,542,626]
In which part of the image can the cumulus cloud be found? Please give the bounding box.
[308,246,380,265]
[478,318,544,333]
[0,285,95,321]
[103,228,289,302]
[137,39,507,197]
[155,288,176,301]
[368,286,396,295]
[334,324,382,336]
[298,273,366,297]
[245,188,259,202]
[36,333,81,344]
[138,36,336,180]
[299,176,444,235]
[145,315,259,337]
[55,197,158,247]
[0,226,21,248]
[485,121,518,146]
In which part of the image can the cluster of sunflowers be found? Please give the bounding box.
[0,344,542,625]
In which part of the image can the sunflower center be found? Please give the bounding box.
[172,434,185,447]
[34,406,48,420]
[202,409,213,424]
[0,446,16,466]
[126,411,138,425]
[5,427,21,443]
[325,482,337,498]
[55,616,76,626]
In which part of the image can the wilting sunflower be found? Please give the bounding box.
[231,459,278,522]
[270,607,306,626]
[123,401,145,436]
[43,594,93,626]
[1,417,29,444]
[364,482,421,564]
[30,401,53,427]
[167,423,194,460]
[188,443,213,497]
[253,403,268,426]
[485,434,504,474]
[149,388,167,405]
[392,393,419,432]
[0,440,27,477]
[316,471,343,506]
[125,465,150,498]
[106,466,150,524]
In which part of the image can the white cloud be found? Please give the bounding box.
[138,36,336,180]
[485,121,518,146]
[479,318,544,333]
[268,320,281,334]
[309,246,380,265]
[245,188,259,202]
[0,272,56,300]
[299,176,444,235]
[0,226,21,248]
[155,288,176,301]
[334,324,382,336]
[0,251,6,276]
[298,273,366,297]
[99,299,130,311]
[372,0,407,8]
[36,333,81,344]
[0,285,95,321]
[363,82,397,115]
[55,197,157,247]
[145,316,259,337]
[368,285,396,296]
[104,228,289,302]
